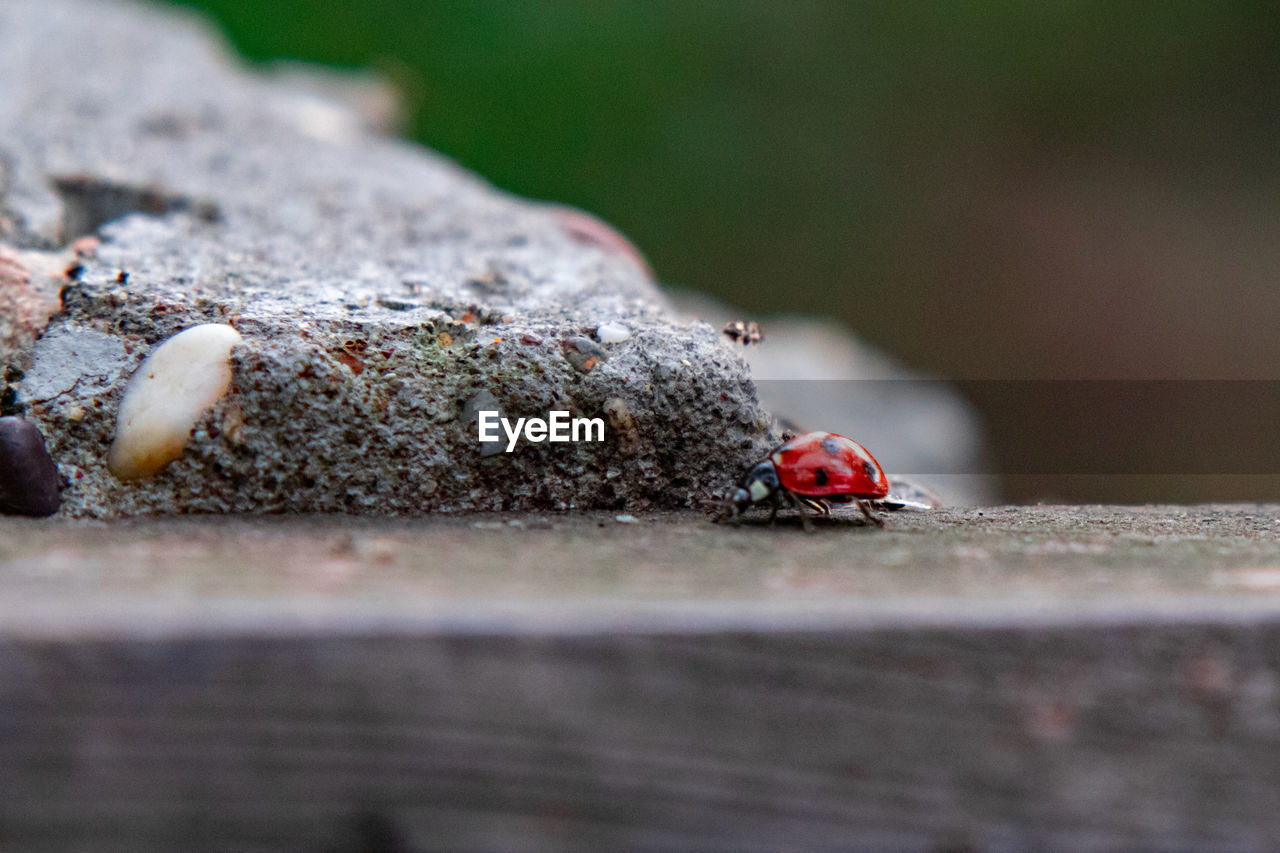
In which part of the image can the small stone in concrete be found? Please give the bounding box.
[596,322,631,344]
[0,416,61,516]
[562,337,607,373]
[0,248,64,374]
[462,389,505,458]
[19,325,129,404]
[603,397,639,454]
[108,324,242,481]
[553,206,653,279]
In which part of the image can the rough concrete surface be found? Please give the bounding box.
[5,505,1280,851]
[0,0,772,517]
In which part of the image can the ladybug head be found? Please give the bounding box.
[731,459,780,511]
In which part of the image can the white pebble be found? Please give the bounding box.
[596,321,631,344]
[108,324,242,481]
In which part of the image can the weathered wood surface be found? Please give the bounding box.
[4,505,1280,851]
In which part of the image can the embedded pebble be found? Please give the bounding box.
[107,324,242,481]
[596,321,631,344]
[553,206,654,279]
[19,325,129,403]
[603,397,640,454]
[562,336,607,373]
[0,416,61,517]
[461,389,504,457]
[376,296,417,311]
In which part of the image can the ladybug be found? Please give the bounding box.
[725,431,890,529]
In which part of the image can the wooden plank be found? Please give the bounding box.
[5,623,1280,851]
[2,507,1280,850]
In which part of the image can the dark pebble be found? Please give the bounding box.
[562,336,607,373]
[376,296,418,311]
[0,416,61,517]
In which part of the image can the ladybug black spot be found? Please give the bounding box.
[814,467,829,486]
[863,461,877,481]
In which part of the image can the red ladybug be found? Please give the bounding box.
[726,431,890,529]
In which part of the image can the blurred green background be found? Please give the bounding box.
[169,0,1280,501]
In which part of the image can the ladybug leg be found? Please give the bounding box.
[784,490,815,532]
[766,499,780,526]
[801,497,830,517]
[857,499,886,528]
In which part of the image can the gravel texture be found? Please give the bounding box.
[0,0,771,516]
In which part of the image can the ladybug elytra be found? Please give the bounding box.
[725,431,890,529]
